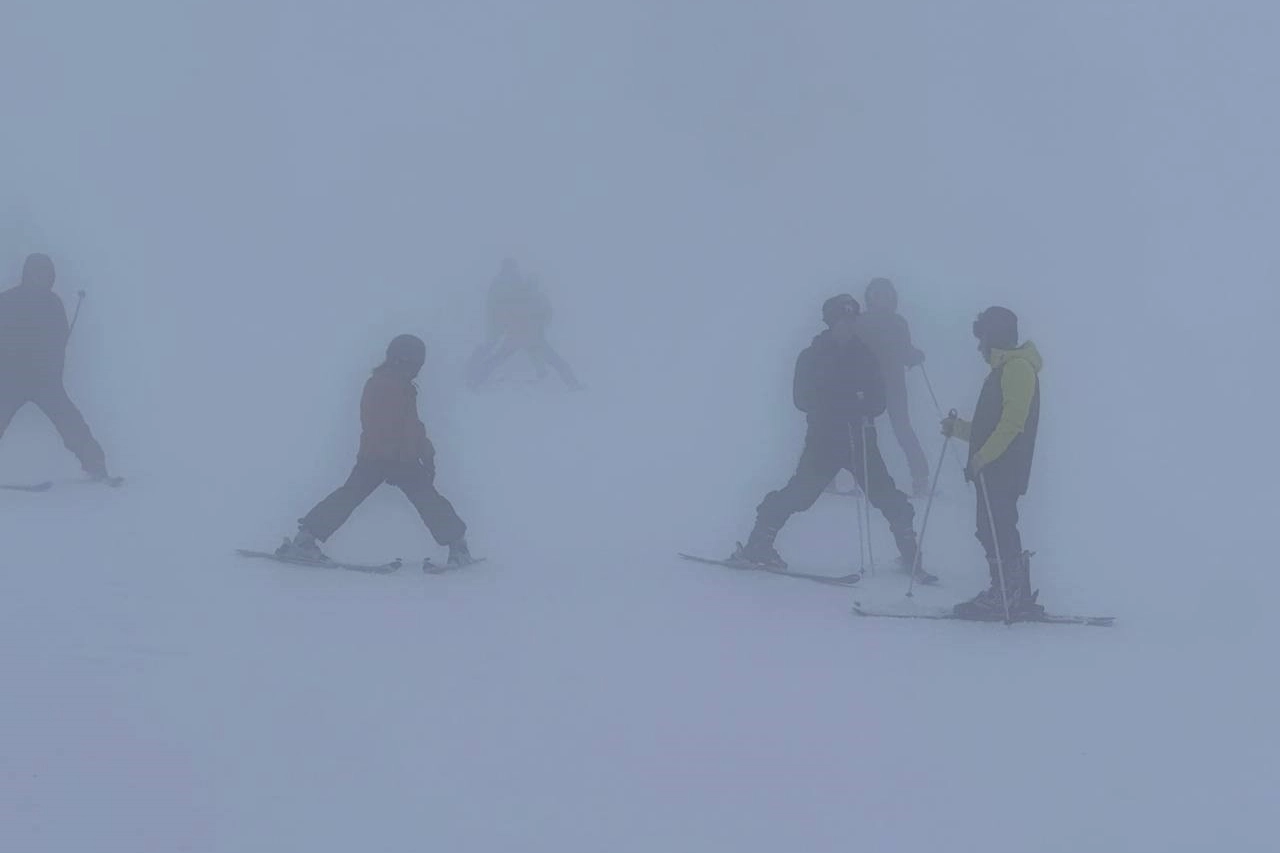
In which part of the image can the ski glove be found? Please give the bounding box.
[941,414,971,441]
[964,455,988,483]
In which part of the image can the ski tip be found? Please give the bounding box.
[2,480,54,492]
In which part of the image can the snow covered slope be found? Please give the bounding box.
[3,1,1278,851]
[3,376,1276,852]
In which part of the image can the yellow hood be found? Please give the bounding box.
[988,341,1043,374]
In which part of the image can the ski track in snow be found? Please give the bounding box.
[2,387,1275,853]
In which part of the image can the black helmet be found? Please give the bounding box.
[822,293,860,326]
[973,307,1018,351]
[385,334,426,369]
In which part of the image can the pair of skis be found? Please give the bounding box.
[851,600,1114,627]
[236,548,484,575]
[678,553,863,587]
[2,476,125,492]
[679,552,1114,627]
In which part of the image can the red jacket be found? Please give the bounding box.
[358,371,431,462]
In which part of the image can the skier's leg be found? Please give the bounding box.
[886,379,929,491]
[974,485,1017,560]
[532,339,582,389]
[390,461,467,547]
[299,460,386,541]
[524,342,549,379]
[0,387,27,441]
[743,438,840,564]
[851,425,918,559]
[31,383,107,477]
[974,480,1021,582]
[468,339,519,387]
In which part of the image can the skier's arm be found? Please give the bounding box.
[36,294,70,378]
[859,356,887,420]
[974,359,1036,465]
[413,407,433,464]
[792,348,818,413]
[360,381,406,459]
[944,417,973,442]
[900,315,924,366]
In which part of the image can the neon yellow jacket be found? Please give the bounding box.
[950,342,1043,466]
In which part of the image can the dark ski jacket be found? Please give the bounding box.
[358,368,433,464]
[854,308,924,389]
[792,330,887,442]
[0,281,70,387]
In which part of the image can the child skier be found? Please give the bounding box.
[279,334,474,572]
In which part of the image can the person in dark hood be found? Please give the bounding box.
[854,277,929,495]
[467,259,582,390]
[942,307,1044,619]
[731,294,934,583]
[0,253,111,480]
[280,334,475,571]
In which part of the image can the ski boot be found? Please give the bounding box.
[951,584,1008,620]
[1004,585,1046,621]
[276,527,328,562]
[894,534,938,585]
[895,555,939,586]
[729,524,787,569]
[85,463,123,487]
[447,537,476,568]
[1005,552,1045,620]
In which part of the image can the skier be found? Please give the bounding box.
[854,277,929,496]
[279,334,475,572]
[0,253,112,481]
[467,259,582,390]
[732,294,935,583]
[941,307,1044,619]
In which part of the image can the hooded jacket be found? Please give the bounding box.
[853,309,924,376]
[792,330,887,433]
[952,342,1043,494]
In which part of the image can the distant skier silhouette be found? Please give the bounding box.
[467,258,582,390]
[0,253,113,481]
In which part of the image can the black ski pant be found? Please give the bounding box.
[471,335,580,388]
[300,458,466,546]
[756,422,917,556]
[885,374,929,487]
[0,380,107,476]
[975,475,1025,588]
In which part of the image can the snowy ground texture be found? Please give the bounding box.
[5,1,1280,850]
[3,381,1276,853]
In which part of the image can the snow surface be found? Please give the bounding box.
[3,1,1279,851]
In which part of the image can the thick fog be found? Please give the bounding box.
[3,2,1277,851]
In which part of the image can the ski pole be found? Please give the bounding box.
[979,471,1012,624]
[919,363,943,415]
[67,290,86,341]
[919,364,967,474]
[906,409,956,598]
[861,418,876,576]
[849,425,868,577]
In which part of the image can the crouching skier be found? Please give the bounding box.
[941,307,1043,620]
[279,334,475,572]
[731,294,935,584]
